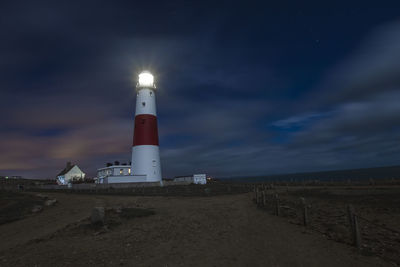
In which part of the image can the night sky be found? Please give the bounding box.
[1,0,400,179]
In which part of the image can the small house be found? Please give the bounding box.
[56,162,85,185]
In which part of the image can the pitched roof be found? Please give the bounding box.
[57,164,76,176]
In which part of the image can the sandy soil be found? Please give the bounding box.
[0,192,389,267]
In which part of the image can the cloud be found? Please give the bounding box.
[271,112,332,129]
[317,20,400,104]
[1,3,400,179]
[265,21,400,173]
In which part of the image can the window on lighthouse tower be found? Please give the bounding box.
[142,102,146,107]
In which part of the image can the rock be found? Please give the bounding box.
[31,205,43,213]
[91,207,105,225]
[44,199,57,206]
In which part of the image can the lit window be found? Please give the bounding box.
[120,169,123,175]
[128,169,131,174]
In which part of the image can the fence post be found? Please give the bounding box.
[300,197,308,226]
[262,191,266,207]
[346,204,355,230]
[347,204,361,249]
[257,188,262,206]
[353,215,361,250]
[275,194,280,216]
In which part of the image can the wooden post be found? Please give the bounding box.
[353,215,361,250]
[347,204,361,249]
[262,191,266,207]
[346,204,355,230]
[300,197,308,226]
[275,194,280,216]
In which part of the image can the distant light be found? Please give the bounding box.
[138,71,155,88]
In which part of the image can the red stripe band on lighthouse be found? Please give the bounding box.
[133,114,159,146]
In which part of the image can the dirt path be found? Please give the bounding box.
[0,193,388,266]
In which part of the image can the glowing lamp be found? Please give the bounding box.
[137,71,155,88]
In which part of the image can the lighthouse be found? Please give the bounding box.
[131,71,162,182]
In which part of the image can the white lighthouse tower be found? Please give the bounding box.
[131,71,162,182]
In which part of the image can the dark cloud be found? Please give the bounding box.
[1,1,400,178]
[315,21,400,104]
[268,21,400,173]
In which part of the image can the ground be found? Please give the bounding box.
[0,190,392,267]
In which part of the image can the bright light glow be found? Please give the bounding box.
[138,71,154,87]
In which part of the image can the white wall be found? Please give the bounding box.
[97,166,131,181]
[174,176,193,183]
[112,166,131,176]
[193,174,207,185]
[106,175,147,183]
[131,145,161,182]
[65,165,85,183]
[135,88,157,116]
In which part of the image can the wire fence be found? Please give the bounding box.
[252,185,400,265]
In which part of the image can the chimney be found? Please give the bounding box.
[66,162,72,169]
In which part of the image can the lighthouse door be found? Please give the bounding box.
[152,159,157,174]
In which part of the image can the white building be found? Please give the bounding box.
[193,174,207,184]
[173,174,207,185]
[97,165,135,184]
[96,163,149,184]
[56,162,85,185]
